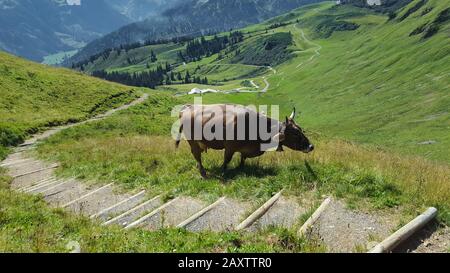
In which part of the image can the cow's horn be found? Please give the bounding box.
[289,108,296,120]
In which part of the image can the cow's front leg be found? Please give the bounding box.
[190,142,207,178]
[221,149,235,175]
[239,154,246,168]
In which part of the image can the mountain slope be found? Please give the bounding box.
[0,0,131,62]
[203,0,449,162]
[109,0,183,21]
[68,0,322,64]
[0,50,139,158]
[76,0,450,162]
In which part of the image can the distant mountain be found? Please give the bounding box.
[0,0,134,62]
[109,0,183,21]
[68,0,323,64]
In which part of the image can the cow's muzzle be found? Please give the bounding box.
[303,144,314,153]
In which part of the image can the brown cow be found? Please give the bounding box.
[176,104,314,178]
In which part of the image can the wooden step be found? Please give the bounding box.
[18,177,57,192]
[306,199,395,253]
[249,196,307,231]
[63,183,120,216]
[91,190,148,221]
[126,197,207,230]
[7,160,52,177]
[103,195,163,227]
[42,180,99,207]
[11,168,57,189]
[179,198,251,232]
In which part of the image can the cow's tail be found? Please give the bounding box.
[175,123,184,149]
[175,105,192,149]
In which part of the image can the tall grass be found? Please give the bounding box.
[35,93,450,224]
[0,51,141,160]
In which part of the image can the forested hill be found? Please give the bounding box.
[67,0,322,64]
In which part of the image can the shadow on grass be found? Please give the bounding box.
[304,160,318,180]
[209,163,279,182]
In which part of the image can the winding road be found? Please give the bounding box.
[295,26,322,69]
[183,25,320,96]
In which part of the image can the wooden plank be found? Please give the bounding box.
[124,197,180,230]
[177,197,226,229]
[298,197,332,236]
[368,207,438,253]
[1,158,35,167]
[62,183,113,208]
[235,190,283,231]
[12,164,59,179]
[90,190,146,219]
[21,178,60,193]
[18,177,56,192]
[40,180,74,195]
[103,195,161,226]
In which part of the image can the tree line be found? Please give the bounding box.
[71,34,201,70]
[177,31,244,63]
[92,65,208,89]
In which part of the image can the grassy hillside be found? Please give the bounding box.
[75,1,450,162]
[0,51,140,159]
[181,0,450,163]
[81,43,183,74]
[34,91,449,225]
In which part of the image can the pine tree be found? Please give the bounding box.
[150,50,157,63]
[184,70,191,84]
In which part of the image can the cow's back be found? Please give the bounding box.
[179,104,280,152]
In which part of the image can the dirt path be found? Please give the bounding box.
[250,80,259,89]
[182,62,275,95]
[295,26,322,69]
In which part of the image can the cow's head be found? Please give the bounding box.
[273,108,314,153]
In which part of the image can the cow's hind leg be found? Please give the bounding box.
[189,141,207,178]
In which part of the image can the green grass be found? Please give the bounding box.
[35,92,450,225]
[231,32,294,66]
[84,43,183,74]
[0,51,142,160]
